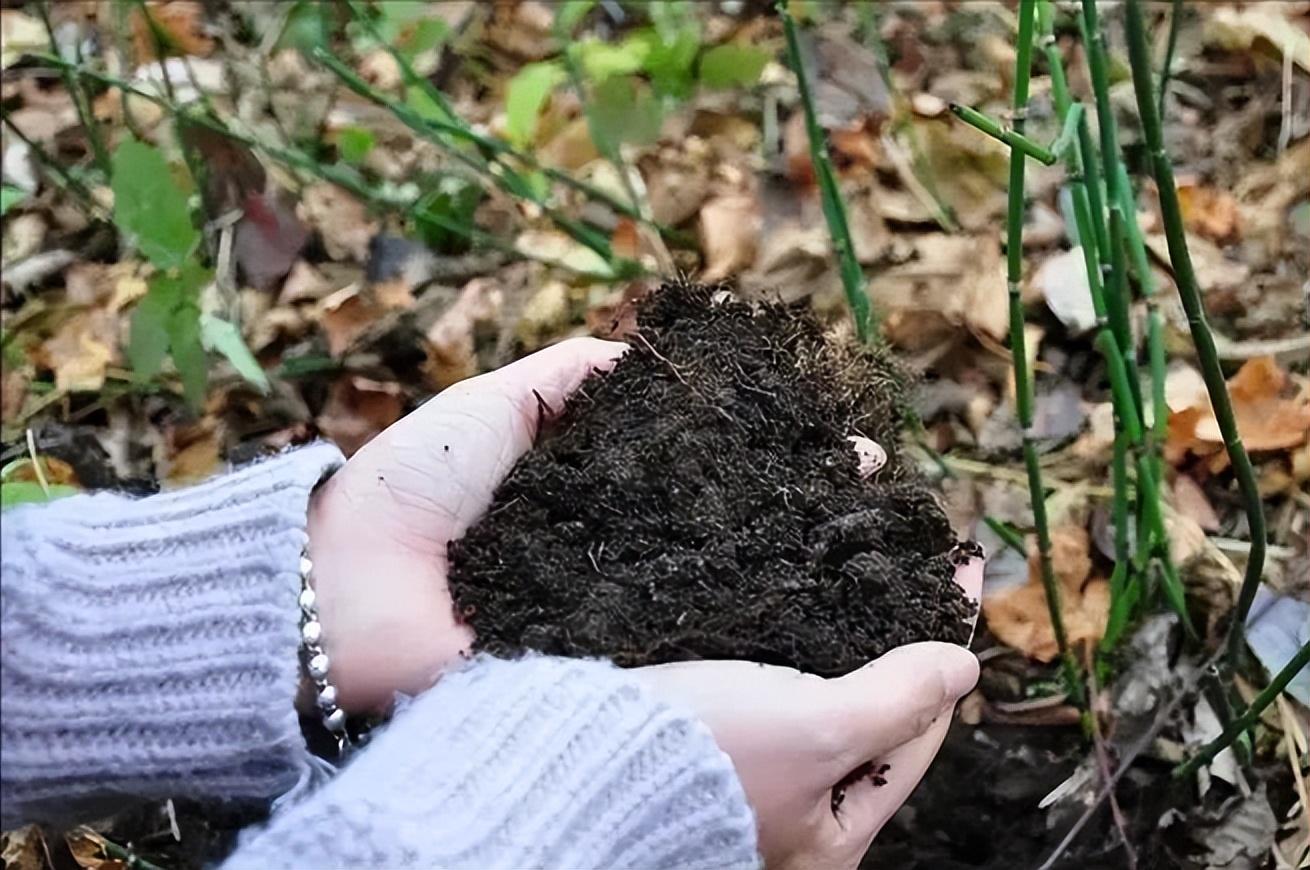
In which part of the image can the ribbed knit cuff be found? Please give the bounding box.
[225,655,761,870]
[0,442,344,829]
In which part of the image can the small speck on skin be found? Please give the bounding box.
[444,445,450,452]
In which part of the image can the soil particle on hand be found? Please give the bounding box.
[449,281,974,674]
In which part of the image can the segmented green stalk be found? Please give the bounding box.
[1001,0,1081,697]
[1123,0,1267,664]
[1041,2,1192,641]
[1174,640,1310,779]
[779,2,873,343]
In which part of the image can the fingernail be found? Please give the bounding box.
[940,647,980,700]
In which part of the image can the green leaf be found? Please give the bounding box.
[555,0,596,36]
[111,140,198,269]
[414,175,483,253]
[337,126,376,164]
[128,288,173,379]
[278,0,333,53]
[699,43,771,89]
[169,305,207,409]
[0,185,27,215]
[641,26,701,98]
[1,481,79,511]
[200,313,270,393]
[590,76,663,155]
[575,36,651,82]
[371,2,449,58]
[406,86,456,125]
[129,260,212,405]
[505,61,566,148]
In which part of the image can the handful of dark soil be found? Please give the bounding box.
[449,282,973,674]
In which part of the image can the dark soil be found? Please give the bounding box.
[449,281,974,673]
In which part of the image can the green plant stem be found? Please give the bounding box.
[36,0,111,176]
[41,56,620,277]
[1159,0,1183,120]
[1005,0,1080,699]
[1043,0,1192,642]
[1114,162,1169,460]
[336,1,678,244]
[1174,640,1310,780]
[948,104,1057,165]
[310,49,616,265]
[983,516,1027,556]
[0,113,103,216]
[780,1,872,343]
[1123,0,1267,664]
[1080,1,1135,365]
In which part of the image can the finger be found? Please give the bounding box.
[832,711,953,849]
[442,337,628,438]
[847,435,886,478]
[951,545,985,641]
[356,338,626,543]
[825,641,977,770]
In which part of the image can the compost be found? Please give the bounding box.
[449,282,974,673]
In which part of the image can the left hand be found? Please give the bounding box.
[306,338,628,711]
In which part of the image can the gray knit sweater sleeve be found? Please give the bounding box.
[1,444,761,869]
[225,655,760,870]
[0,442,345,829]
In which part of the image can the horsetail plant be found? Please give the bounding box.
[1122,0,1267,667]
[779,1,873,344]
[953,0,1204,670]
[1004,0,1081,700]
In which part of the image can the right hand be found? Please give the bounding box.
[634,555,984,870]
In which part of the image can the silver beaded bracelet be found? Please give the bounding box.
[297,547,351,758]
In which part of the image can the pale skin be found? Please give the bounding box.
[308,336,984,869]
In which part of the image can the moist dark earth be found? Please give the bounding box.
[449,281,974,673]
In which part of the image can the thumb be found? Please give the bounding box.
[825,642,978,771]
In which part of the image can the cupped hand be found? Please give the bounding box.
[306,338,628,711]
[635,554,984,870]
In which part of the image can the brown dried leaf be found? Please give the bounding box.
[878,234,1008,342]
[40,309,119,393]
[300,184,377,263]
[699,194,761,282]
[423,278,503,389]
[318,285,379,358]
[1173,473,1221,532]
[132,2,214,60]
[0,826,45,870]
[316,376,404,457]
[1,365,29,425]
[1178,183,1242,244]
[1170,357,1310,463]
[163,417,222,487]
[982,575,1110,664]
[65,828,126,870]
[983,524,1107,663]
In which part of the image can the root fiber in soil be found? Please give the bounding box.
[449,282,974,674]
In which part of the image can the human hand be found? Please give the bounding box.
[634,554,984,870]
[306,338,628,712]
